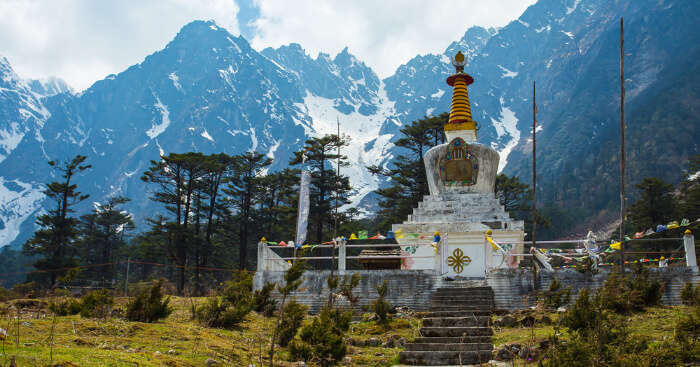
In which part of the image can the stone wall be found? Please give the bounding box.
[254,268,700,313]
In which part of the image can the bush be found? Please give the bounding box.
[12,282,40,298]
[49,298,82,316]
[541,277,572,310]
[0,287,17,302]
[599,267,664,314]
[289,306,348,367]
[196,296,250,329]
[372,280,392,325]
[277,301,307,347]
[125,280,172,322]
[252,282,277,317]
[79,289,114,318]
[680,282,700,306]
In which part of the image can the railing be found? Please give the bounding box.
[256,232,697,272]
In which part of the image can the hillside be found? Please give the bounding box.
[0,0,697,248]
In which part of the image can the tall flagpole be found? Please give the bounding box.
[619,17,626,272]
[532,81,538,293]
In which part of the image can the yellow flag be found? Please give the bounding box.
[395,229,404,239]
[349,233,358,240]
[610,242,621,250]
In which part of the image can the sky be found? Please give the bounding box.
[0,0,536,92]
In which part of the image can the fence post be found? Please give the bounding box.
[257,241,266,272]
[338,238,346,271]
[684,230,697,272]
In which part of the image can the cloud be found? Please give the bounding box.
[250,0,537,77]
[0,0,537,90]
[0,0,240,91]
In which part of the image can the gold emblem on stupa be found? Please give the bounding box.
[447,248,471,273]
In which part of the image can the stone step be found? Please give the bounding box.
[429,306,494,312]
[435,286,493,292]
[431,300,494,306]
[431,297,494,303]
[413,336,492,344]
[404,342,493,352]
[424,310,492,318]
[420,327,493,337]
[422,316,491,327]
[398,351,493,365]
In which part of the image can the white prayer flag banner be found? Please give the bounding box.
[295,170,311,246]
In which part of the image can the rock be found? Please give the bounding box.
[374,352,384,356]
[539,315,552,325]
[519,315,535,327]
[366,337,380,347]
[167,349,179,355]
[0,328,8,341]
[295,362,306,367]
[397,337,407,347]
[539,339,550,350]
[154,351,161,356]
[518,346,531,359]
[126,348,136,353]
[342,356,352,365]
[381,339,394,348]
[495,347,513,361]
[204,358,219,366]
[557,306,567,313]
[23,343,34,347]
[499,315,516,327]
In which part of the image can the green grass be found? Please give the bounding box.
[0,297,419,367]
[0,297,691,367]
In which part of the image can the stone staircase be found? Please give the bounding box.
[398,286,495,366]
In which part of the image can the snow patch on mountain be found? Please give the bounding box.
[497,65,518,78]
[490,97,520,172]
[168,72,183,93]
[301,82,399,210]
[0,178,44,246]
[146,96,170,139]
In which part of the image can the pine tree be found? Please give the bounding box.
[77,196,134,283]
[368,114,444,229]
[141,152,207,293]
[223,152,271,270]
[628,177,677,230]
[23,155,91,287]
[290,135,351,243]
[495,173,550,240]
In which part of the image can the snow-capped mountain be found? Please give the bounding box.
[0,0,697,248]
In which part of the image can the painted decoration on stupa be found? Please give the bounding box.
[439,137,478,186]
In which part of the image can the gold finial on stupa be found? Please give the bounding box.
[445,51,476,136]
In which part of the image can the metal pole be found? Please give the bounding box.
[619,17,626,273]
[532,80,538,293]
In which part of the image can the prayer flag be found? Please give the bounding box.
[295,171,311,246]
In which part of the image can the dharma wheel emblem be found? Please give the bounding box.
[447,248,471,273]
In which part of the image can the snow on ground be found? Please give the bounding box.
[301,82,399,211]
[535,25,551,33]
[561,31,574,39]
[497,65,518,78]
[566,0,581,14]
[0,122,24,161]
[201,129,215,142]
[431,89,445,99]
[0,178,45,247]
[490,97,520,172]
[146,95,170,139]
[168,72,183,93]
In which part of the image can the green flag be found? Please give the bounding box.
[358,230,368,240]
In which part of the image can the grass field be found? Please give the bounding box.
[0,297,694,367]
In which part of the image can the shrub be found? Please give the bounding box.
[541,277,572,310]
[221,271,253,305]
[599,267,664,314]
[79,289,114,318]
[12,282,40,298]
[289,306,348,367]
[125,279,172,322]
[372,280,392,325]
[680,282,700,306]
[0,287,17,302]
[252,282,277,317]
[196,296,250,328]
[277,301,307,347]
[49,298,82,316]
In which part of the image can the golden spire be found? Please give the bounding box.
[445,51,477,136]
